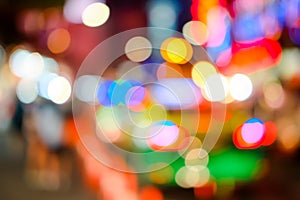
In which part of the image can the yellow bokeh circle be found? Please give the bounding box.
[160,38,193,64]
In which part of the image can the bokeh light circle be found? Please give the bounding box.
[233,118,266,149]
[47,28,71,54]
[241,118,265,144]
[160,37,193,64]
[125,36,152,62]
[48,76,72,104]
[81,2,110,27]
[183,21,209,45]
[229,74,253,101]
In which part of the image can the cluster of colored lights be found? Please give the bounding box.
[233,118,277,149]
[96,79,145,107]
[16,1,111,66]
[8,47,72,104]
[3,0,300,199]
[189,0,299,75]
[73,27,268,198]
[73,35,259,183]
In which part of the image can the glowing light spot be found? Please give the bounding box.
[47,28,71,54]
[229,74,253,101]
[148,120,179,147]
[185,148,209,167]
[161,38,193,64]
[241,118,265,144]
[125,36,152,62]
[278,124,300,152]
[161,125,190,151]
[233,118,266,149]
[175,166,190,188]
[191,61,217,88]
[75,75,99,103]
[148,124,190,151]
[16,79,38,104]
[175,166,210,188]
[47,76,71,104]
[263,82,284,109]
[9,49,30,77]
[82,2,110,27]
[182,21,209,45]
[203,74,228,102]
